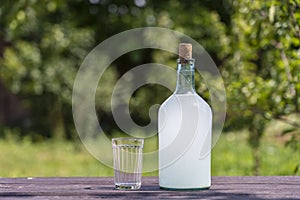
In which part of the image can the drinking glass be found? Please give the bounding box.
[112,138,144,190]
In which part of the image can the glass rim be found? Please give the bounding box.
[112,137,144,147]
[112,137,144,141]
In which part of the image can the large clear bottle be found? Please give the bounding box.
[158,43,212,189]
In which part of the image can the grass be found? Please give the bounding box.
[0,127,299,177]
[212,131,300,176]
[0,138,112,177]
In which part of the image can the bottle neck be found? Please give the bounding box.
[174,58,196,94]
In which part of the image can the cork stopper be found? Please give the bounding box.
[179,43,192,60]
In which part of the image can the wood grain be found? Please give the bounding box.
[0,176,299,199]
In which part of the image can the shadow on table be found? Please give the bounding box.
[85,186,295,200]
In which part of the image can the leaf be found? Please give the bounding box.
[269,4,276,23]
[294,164,300,175]
[281,128,297,135]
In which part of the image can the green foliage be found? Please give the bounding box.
[0,0,299,175]
[225,0,300,127]
[0,0,229,138]
[0,0,95,139]
[223,0,300,174]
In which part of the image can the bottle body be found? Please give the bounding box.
[158,93,212,189]
[158,44,212,189]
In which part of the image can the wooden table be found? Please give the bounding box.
[0,176,299,199]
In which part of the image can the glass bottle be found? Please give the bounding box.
[158,43,212,189]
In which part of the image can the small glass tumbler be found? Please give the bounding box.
[112,138,144,190]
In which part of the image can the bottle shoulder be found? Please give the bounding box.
[159,93,212,114]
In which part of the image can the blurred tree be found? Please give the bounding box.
[1,0,299,175]
[0,0,229,140]
[224,0,300,175]
[0,0,95,139]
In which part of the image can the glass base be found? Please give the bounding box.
[115,183,141,190]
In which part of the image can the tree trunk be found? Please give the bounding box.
[248,115,265,176]
[252,146,260,176]
[49,100,65,140]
